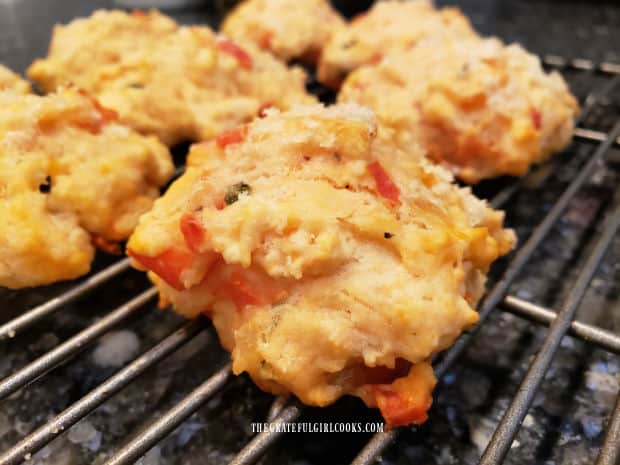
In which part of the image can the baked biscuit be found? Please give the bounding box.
[339,38,579,182]
[318,0,477,88]
[222,0,345,63]
[28,10,315,146]
[127,104,515,426]
[0,87,173,288]
[0,65,31,94]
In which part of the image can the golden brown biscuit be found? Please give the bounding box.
[127,104,515,426]
[28,10,315,146]
[0,87,173,289]
[318,0,477,88]
[222,0,345,63]
[339,38,579,182]
[0,65,31,94]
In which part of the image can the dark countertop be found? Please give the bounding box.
[0,2,619,465]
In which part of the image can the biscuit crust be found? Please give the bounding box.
[339,38,579,182]
[0,87,173,288]
[0,65,31,94]
[127,104,515,426]
[222,0,345,63]
[28,10,315,146]
[318,0,477,88]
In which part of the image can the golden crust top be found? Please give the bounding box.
[127,104,515,424]
[222,0,345,62]
[28,9,315,146]
[0,86,173,288]
[339,37,579,182]
[0,65,31,94]
[318,0,477,88]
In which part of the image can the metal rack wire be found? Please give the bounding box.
[0,55,619,465]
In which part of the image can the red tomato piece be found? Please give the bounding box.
[530,108,542,130]
[180,213,205,253]
[76,89,118,133]
[258,30,273,50]
[214,197,226,210]
[218,39,253,69]
[216,126,247,149]
[373,385,429,427]
[369,52,383,64]
[225,270,261,309]
[367,161,401,202]
[128,247,194,291]
[222,267,287,311]
[370,363,436,428]
[258,102,274,118]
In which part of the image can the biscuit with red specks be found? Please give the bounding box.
[318,0,477,88]
[127,104,515,426]
[0,87,173,288]
[222,0,345,63]
[28,10,314,146]
[339,37,578,182]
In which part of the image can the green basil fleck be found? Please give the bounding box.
[225,182,251,205]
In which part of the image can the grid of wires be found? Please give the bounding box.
[0,54,619,465]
